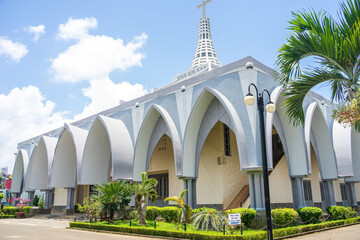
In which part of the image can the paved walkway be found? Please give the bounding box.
[288,224,360,240]
[1,218,360,240]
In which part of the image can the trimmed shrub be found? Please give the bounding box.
[271,208,298,227]
[297,207,322,224]
[0,215,16,219]
[3,206,18,215]
[129,210,139,220]
[160,207,181,223]
[2,206,32,215]
[326,206,356,220]
[32,195,39,206]
[191,207,218,215]
[225,208,257,228]
[146,206,161,221]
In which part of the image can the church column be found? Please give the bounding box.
[291,177,306,209]
[324,180,336,207]
[66,188,75,213]
[247,171,265,210]
[26,191,35,205]
[346,182,358,207]
[183,178,197,209]
[44,189,54,210]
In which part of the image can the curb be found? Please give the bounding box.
[67,227,183,240]
[275,222,360,240]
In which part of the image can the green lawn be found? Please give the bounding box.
[93,219,261,236]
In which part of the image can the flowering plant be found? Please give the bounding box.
[15,198,31,212]
[333,91,360,127]
[77,197,101,221]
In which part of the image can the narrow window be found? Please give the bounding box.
[223,123,231,156]
[320,182,325,201]
[303,180,313,201]
[340,183,348,201]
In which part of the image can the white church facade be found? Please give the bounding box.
[10,1,360,214]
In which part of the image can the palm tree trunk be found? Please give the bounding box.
[180,209,186,224]
[138,195,147,225]
[347,87,356,101]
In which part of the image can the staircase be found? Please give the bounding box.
[226,185,249,210]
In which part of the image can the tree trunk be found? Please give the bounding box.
[180,209,186,224]
[138,195,147,225]
[347,87,356,101]
[110,210,114,220]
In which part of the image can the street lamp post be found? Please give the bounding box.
[244,83,275,240]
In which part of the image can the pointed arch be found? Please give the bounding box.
[50,124,88,188]
[304,102,338,180]
[266,86,308,177]
[25,136,57,191]
[80,115,133,184]
[133,104,181,181]
[182,87,247,178]
[10,149,29,193]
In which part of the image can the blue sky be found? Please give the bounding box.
[0,0,340,171]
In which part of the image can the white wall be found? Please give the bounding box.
[53,187,67,206]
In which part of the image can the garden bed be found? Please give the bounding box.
[69,217,360,240]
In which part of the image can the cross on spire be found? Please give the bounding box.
[197,0,211,18]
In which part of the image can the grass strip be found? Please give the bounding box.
[69,217,360,240]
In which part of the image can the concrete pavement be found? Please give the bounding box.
[287,224,360,240]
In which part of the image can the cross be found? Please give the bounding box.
[197,0,211,18]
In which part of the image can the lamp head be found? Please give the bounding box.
[244,93,255,106]
[266,101,276,113]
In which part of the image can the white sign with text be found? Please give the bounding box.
[228,213,241,225]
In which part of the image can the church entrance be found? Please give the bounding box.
[148,173,169,207]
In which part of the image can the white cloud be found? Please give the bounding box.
[0,36,28,62]
[74,77,147,120]
[0,86,69,172]
[51,17,147,83]
[25,24,46,41]
[57,17,97,41]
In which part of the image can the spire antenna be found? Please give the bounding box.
[197,0,211,18]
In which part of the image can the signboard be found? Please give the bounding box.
[228,213,241,225]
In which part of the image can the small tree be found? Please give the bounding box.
[95,180,133,220]
[77,197,101,222]
[32,195,39,206]
[133,172,158,225]
[164,189,191,224]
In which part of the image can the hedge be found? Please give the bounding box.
[146,206,161,221]
[69,217,360,240]
[297,207,323,224]
[224,208,257,228]
[2,206,32,215]
[326,206,356,220]
[160,207,181,223]
[0,215,16,219]
[271,208,298,226]
[192,207,218,215]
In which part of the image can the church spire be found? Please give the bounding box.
[174,0,221,82]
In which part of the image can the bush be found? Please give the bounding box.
[191,207,218,215]
[32,195,39,206]
[146,206,161,221]
[297,207,323,224]
[129,210,139,220]
[3,206,18,215]
[326,206,356,220]
[271,208,298,227]
[23,206,32,214]
[160,207,181,223]
[225,208,257,228]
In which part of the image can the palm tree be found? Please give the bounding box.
[164,189,191,224]
[275,0,360,127]
[133,171,158,225]
[96,180,133,220]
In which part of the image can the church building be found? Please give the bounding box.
[10,1,360,214]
